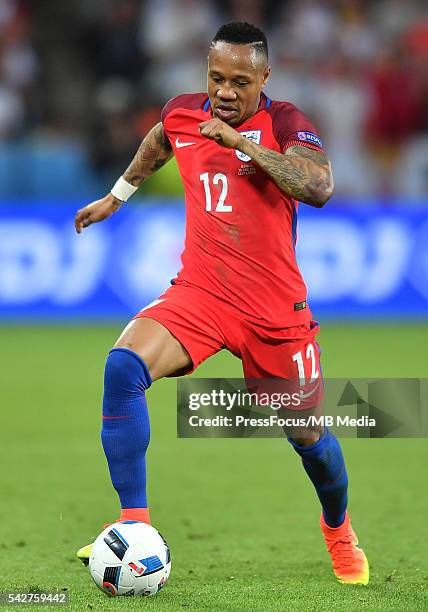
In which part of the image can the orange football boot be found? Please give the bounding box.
[77,509,151,566]
[320,512,369,585]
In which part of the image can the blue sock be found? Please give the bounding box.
[289,429,348,527]
[101,348,152,509]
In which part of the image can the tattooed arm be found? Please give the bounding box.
[199,118,333,208]
[240,141,333,207]
[75,123,173,233]
[123,122,173,187]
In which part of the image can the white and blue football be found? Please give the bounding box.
[89,521,171,597]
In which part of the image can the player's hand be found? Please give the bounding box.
[199,118,242,150]
[75,194,122,234]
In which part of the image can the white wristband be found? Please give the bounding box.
[110,176,138,202]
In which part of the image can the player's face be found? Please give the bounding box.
[207,42,270,126]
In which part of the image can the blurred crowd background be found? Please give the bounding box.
[1,0,428,199]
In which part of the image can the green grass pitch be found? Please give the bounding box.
[1,324,427,611]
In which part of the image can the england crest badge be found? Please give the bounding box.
[236,130,261,162]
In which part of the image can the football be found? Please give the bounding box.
[89,521,171,597]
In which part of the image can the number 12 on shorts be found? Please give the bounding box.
[200,172,233,212]
[292,344,320,385]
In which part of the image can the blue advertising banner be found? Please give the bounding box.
[0,199,427,320]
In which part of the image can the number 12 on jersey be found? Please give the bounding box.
[200,172,233,213]
[292,344,320,385]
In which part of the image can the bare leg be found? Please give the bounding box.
[114,317,192,382]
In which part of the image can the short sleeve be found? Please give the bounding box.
[160,97,177,124]
[161,93,208,125]
[269,102,324,153]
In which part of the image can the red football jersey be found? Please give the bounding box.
[161,92,323,328]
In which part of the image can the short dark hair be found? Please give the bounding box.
[211,22,268,62]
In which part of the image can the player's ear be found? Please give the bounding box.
[262,65,271,88]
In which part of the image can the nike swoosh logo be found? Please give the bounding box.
[175,137,196,148]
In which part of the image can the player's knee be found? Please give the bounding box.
[104,347,152,395]
[288,425,323,447]
[114,337,158,380]
[290,433,321,447]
